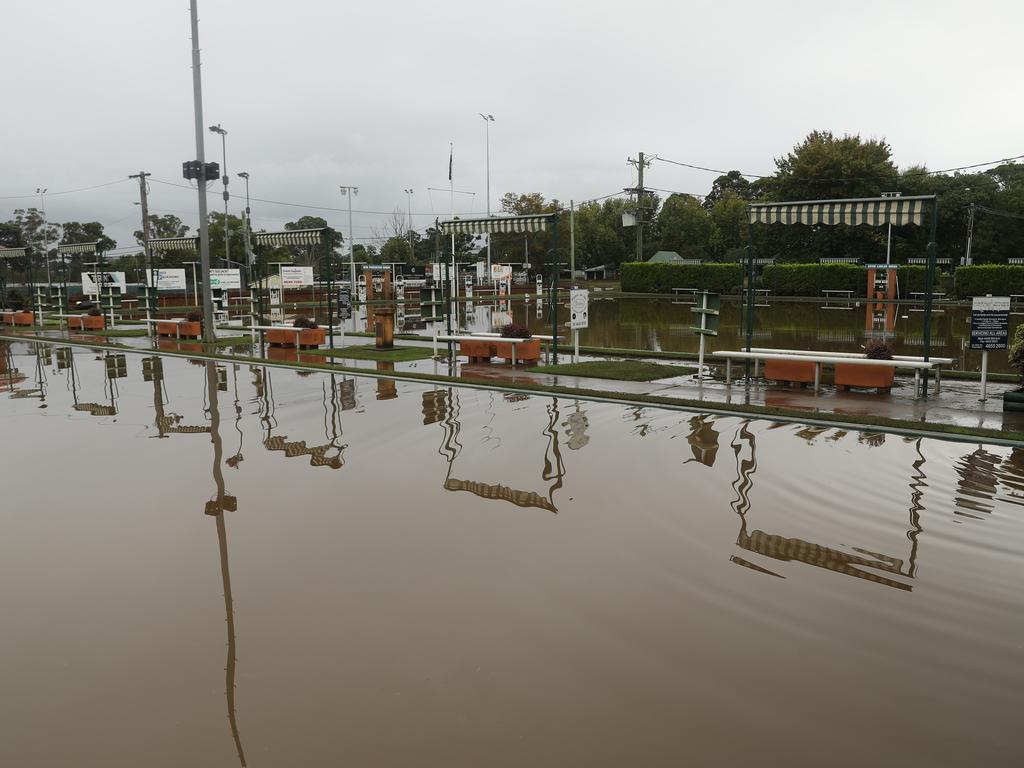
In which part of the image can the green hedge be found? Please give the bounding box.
[620,262,743,294]
[760,264,864,296]
[955,265,1024,298]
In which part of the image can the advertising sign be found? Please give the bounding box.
[536,274,544,296]
[144,268,187,291]
[81,271,126,295]
[337,286,352,320]
[569,288,589,329]
[475,261,487,281]
[209,268,241,290]
[491,264,512,282]
[281,265,314,288]
[970,296,1010,350]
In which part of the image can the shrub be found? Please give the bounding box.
[292,316,318,329]
[4,288,27,310]
[955,265,1009,299]
[87,307,102,317]
[620,262,743,293]
[1010,324,1024,386]
[186,310,203,323]
[864,339,894,360]
[760,263,865,296]
[500,323,532,339]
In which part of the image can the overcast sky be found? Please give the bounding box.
[3,0,1022,254]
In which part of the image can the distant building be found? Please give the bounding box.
[648,250,684,264]
[583,264,618,281]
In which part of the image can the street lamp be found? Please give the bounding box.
[479,113,494,273]
[237,171,251,216]
[208,124,229,268]
[403,188,414,259]
[339,185,359,287]
[36,187,50,285]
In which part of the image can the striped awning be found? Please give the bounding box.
[0,247,29,258]
[749,196,935,227]
[440,214,555,235]
[253,228,326,246]
[57,241,102,255]
[149,236,198,253]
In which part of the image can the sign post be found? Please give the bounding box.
[970,295,1010,402]
[690,291,721,380]
[569,288,589,362]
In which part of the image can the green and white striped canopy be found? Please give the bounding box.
[57,241,102,255]
[149,236,199,253]
[0,247,29,258]
[749,195,935,227]
[440,214,556,235]
[253,228,325,246]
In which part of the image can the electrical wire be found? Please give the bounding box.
[0,178,130,200]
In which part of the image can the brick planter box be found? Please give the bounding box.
[460,338,495,363]
[13,311,35,327]
[69,315,105,331]
[834,362,895,393]
[266,327,325,348]
[764,358,816,386]
[493,337,541,365]
[0,311,14,325]
[157,320,201,338]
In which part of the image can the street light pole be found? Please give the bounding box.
[339,185,358,287]
[403,188,414,259]
[479,113,494,273]
[36,188,50,285]
[209,124,229,268]
[881,191,901,266]
[188,0,215,341]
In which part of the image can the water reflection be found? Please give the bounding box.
[202,361,247,767]
[255,367,346,469]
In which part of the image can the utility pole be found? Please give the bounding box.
[965,202,975,266]
[129,172,152,322]
[188,0,215,341]
[626,152,653,262]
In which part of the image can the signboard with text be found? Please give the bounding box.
[81,271,126,295]
[491,264,512,282]
[281,265,314,288]
[209,268,241,290]
[569,288,589,329]
[144,268,187,291]
[337,285,352,320]
[970,296,1010,350]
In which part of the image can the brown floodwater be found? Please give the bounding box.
[1,340,1023,767]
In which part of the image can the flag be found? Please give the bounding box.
[448,143,453,181]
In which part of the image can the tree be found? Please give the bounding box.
[61,221,116,253]
[207,212,247,268]
[12,208,61,275]
[352,243,379,264]
[282,215,343,271]
[703,171,752,210]
[772,130,898,200]
[491,192,563,270]
[656,194,713,257]
[133,214,189,245]
[380,236,413,264]
[709,193,748,258]
[572,198,633,268]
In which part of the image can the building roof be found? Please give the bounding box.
[648,250,683,264]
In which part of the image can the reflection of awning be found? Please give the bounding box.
[0,247,29,258]
[749,195,934,227]
[57,241,102,255]
[150,236,198,253]
[440,214,555,235]
[253,228,325,246]
[445,477,557,513]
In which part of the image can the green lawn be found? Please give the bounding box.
[320,344,434,362]
[531,360,697,381]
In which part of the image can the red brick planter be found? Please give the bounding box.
[69,315,106,331]
[834,362,895,393]
[764,358,816,386]
[157,320,201,338]
[13,311,35,327]
[493,338,541,365]
[266,327,325,348]
[297,327,325,348]
[460,338,495,363]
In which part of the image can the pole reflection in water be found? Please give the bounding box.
[256,366,346,468]
[202,360,247,767]
[434,389,565,512]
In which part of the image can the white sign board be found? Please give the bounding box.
[475,261,487,281]
[81,271,126,295]
[209,268,241,290]
[281,265,314,288]
[536,274,544,296]
[144,268,187,291]
[491,264,513,282]
[569,288,589,329]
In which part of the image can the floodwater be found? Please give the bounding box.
[308,295,1021,374]
[1,340,1023,767]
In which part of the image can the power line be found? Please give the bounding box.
[0,178,130,200]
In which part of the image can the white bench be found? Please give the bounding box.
[712,350,943,395]
[749,347,954,392]
[469,331,563,361]
[671,288,699,304]
[821,289,854,310]
[437,334,536,366]
[138,317,192,339]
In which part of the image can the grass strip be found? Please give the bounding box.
[318,344,434,362]
[531,360,697,381]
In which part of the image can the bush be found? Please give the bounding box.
[1010,324,1024,385]
[955,265,1008,299]
[864,338,894,360]
[760,263,864,296]
[87,307,102,317]
[620,262,743,294]
[500,323,532,339]
[186,310,203,323]
[4,288,27,310]
[292,316,318,329]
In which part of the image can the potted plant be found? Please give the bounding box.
[71,307,105,331]
[835,338,896,393]
[158,310,201,338]
[764,356,816,386]
[1004,325,1024,411]
[493,323,540,365]
[293,316,325,348]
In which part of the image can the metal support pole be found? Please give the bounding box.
[920,200,939,397]
[325,229,334,349]
[979,350,988,402]
[550,217,560,364]
[189,0,215,342]
[744,220,755,379]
